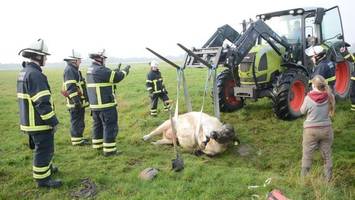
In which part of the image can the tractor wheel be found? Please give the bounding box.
[272,69,309,120]
[332,61,352,99]
[216,69,244,112]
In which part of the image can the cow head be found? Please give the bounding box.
[211,124,239,144]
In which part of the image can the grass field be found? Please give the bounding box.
[0,64,354,200]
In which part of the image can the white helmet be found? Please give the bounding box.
[18,39,50,57]
[89,49,107,59]
[305,45,325,57]
[64,49,82,61]
[150,60,159,67]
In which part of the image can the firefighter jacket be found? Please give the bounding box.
[17,62,59,132]
[146,70,166,94]
[86,62,128,111]
[312,59,336,83]
[62,63,89,108]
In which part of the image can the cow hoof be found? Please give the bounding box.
[143,135,150,141]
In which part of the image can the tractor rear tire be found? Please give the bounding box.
[332,61,353,99]
[217,69,244,112]
[272,69,309,120]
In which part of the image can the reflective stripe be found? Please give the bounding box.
[17,93,36,127]
[31,90,51,102]
[64,80,77,85]
[153,90,162,94]
[103,142,116,147]
[20,125,52,131]
[96,86,102,106]
[68,92,78,98]
[122,70,127,77]
[87,83,113,87]
[17,93,30,98]
[146,87,152,91]
[33,170,51,179]
[326,76,336,82]
[40,111,55,120]
[92,139,103,143]
[351,104,355,108]
[158,78,163,81]
[33,162,52,172]
[93,144,103,148]
[89,102,117,109]
[109,71,116,83]
[71,137,83,142]
[146,80,153,83]
[72,141,84,145]
[103,147,117,152]
[153,80,158,91]
[351,108,355,111]
[344,54,351,59]
[351,77,355,81]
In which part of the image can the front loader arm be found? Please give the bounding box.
[202,24,240,48]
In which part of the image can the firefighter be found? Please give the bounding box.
[146,60,171,116]
[86,49,130,156]
[305,45,336,86]
[62,50,90,146]
[17,39,62,188]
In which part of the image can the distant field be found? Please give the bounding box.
[0,64,354,199]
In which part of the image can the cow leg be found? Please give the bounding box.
[151,138,173,145]
[143,120,170,141]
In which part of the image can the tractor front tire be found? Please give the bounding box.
[217,69,244,112]
[332,61,353,99]
[272,69,309,120]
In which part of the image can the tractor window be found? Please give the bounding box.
[305,17,318,47]
[264,15,302,44]
[321,7,343,44]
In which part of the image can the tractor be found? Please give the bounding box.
[180,6,354,120]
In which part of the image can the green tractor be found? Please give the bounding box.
[179,6,354,120]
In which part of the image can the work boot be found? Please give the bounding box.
[37,178,62,188]
[51,165,59,174]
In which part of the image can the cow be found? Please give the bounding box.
[143,112,239,156]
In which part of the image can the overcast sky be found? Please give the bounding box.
[0,0,353,64]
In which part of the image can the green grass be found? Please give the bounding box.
[0,64,354,199]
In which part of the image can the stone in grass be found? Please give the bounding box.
[139,168,159,181]
[237,144,254,157]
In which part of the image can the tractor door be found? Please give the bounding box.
[320,6,344,45]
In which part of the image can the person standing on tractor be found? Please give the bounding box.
[146,60,171,116]
[305,45,336,86]
[62,50,90,146]
[86,49,130,156]
[17,39,62,188]
[300,75,335,182]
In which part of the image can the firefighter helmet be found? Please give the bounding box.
[150,60,159,68]
[89,49,107,59]
[305,45,325,57]
[18,39,51,57]
[64,49,82,61]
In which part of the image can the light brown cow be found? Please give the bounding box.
[143,112,238,156]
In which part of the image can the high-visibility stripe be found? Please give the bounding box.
[64,80,77,85]
[93,144,103,149]
[146,80,153,83]
[33,170,51,179]
[29,100,35,127]
[146,87,152,91]
[72,141,84,145]
[89,102,117,109]
[109,71,116,83]
[158,78,163,81]
[20,125,52,131]
[153,90,162,94]
[40,111,55,120]
[103,147,117,152]
[92,139,103,143]
[351,104,355,108]
[87,83,113,87]
[351,77,355,81]
[17,93,30,98]
[96,86,102,105]
[326,76,336,82]
[33,162,52,172]
[122,70,127,77]
[153,80,158,91]
[103,142,116,147]
[71,137,83,142]
[31,90,51,102]
[69,92,78,98]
